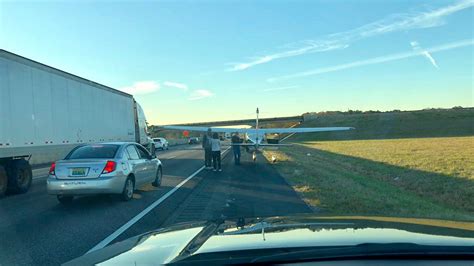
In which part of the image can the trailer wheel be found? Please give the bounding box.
[0,165,7,197]
[6,159,32,194]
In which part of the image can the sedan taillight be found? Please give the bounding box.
[49,162,56,175]
[102,161,117,174]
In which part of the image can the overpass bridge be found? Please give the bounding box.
[158,115,302,127]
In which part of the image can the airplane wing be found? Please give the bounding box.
[162,125,354,134]
[257,127,354,134]
[162,125,251,134]
[231,143,257,146]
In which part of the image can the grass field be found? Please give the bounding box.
[294,108,474,141]
[264,108,474,221]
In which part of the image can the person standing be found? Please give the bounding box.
[202,128,212,169]
[231,132,241,165]
[211,132,222,172]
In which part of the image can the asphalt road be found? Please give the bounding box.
[0,144,312,265]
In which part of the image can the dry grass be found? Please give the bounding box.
[264,136,474,221]
[303,137,473,180]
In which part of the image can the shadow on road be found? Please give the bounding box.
[163,150,313,227]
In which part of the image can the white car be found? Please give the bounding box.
[153,138,169,150]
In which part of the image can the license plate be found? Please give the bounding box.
[71,168,87,176]
[63,181,86,186]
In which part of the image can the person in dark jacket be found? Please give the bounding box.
[231,132,241,165]
[202,128,212,169]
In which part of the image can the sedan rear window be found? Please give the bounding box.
[67,145,120,159]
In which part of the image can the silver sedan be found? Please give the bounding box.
[47,142,163,203]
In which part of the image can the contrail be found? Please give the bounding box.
[411,41,439,68]
[267,39,473,82]
[229,0,474,71]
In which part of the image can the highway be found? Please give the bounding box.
[0,144,312,265]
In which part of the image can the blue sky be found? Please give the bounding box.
[1,0,473,124]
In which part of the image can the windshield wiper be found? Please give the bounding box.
[221,221,354,235]
[170,220,226,263]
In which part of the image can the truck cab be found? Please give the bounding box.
[134,102,154,155]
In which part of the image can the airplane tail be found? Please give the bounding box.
[256,107,259,130]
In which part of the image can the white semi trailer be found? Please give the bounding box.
[0,49,154,196]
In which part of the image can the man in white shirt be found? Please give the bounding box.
[210,132,222,172]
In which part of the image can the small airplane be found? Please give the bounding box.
[163,108,354,161]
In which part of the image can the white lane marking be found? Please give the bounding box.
[86,166,205,253]
[86,147,230,254]
[160,154,179,160]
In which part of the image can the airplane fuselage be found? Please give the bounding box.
[244,132,266,151]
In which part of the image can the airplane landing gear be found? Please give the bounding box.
[271,154,276,163]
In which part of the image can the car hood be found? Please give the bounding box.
[65,215,474,265]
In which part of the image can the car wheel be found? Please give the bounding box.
[0,165,7,197]
[6,159,32,194]
[57,195,74,204]
[152,167,162,187]
[121,177,134,201]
